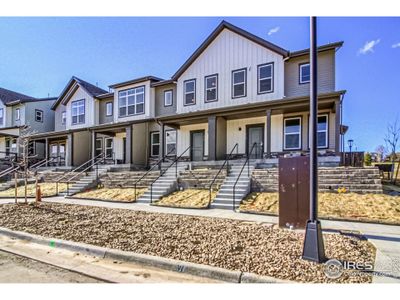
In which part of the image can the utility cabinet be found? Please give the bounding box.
[278,156,310,229]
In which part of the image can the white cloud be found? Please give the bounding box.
[267,26,280,36]
[392,42,400,48]
[358,39,380,55]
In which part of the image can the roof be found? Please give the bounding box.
[171,21,289,80]
[109,76,163,89]
[6,96,57,106]
[151,79,176,87]
[95,92,114,100]
[288,41,344,59]
[0,87,36,106]
[52,76,108,110]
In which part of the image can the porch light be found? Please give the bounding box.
[347,139,354,152]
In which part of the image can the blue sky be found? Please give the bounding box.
[0,17,399,151]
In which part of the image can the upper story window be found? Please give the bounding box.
[71,99,85,125]
[118,86,145,117]
[61,111,66,125]
[284,117,302,150]
[164,90,173,107]
[35,109,43,122]
[15,108,20,121]
[299,63,310,84]
[232,68,247,98]
[184,79,196,106]
[0,108,3,125]
[258,63,274,94]
[205,74,218,102]
[106,102,113,116]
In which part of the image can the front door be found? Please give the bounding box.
[247,125,264,158]
[190,130,204,161]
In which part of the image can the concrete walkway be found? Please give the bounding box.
[1,196,400,282]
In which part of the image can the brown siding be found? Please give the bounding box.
[98,97,114,124]
[154,83,177,117]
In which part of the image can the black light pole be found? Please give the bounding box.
[302,16,326,263]
[348,139,354,166]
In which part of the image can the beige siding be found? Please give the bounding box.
[54,105,66,132]
[65,87,95,130]
[72,131,90,166]
[154,84,177,117]
[176,29,285,114]
[0,137,5,158]
[0,102,6,128]
[114,132,125,161]
[132,123,148,166]
[177,123,208,156]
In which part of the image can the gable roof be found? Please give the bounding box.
[109,76,163,89]
[288,41,344,59]
[0,87,36,106]
[171,21,289,80]
[52,76,108,110]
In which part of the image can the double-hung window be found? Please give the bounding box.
[118,86,145,117]
[205,74,218,102]
[299,63,310,84]
[15,108,20,121]
[165,130,177,155]
[184,79,196,105]
[35,109,43,122]
[150,132,160,157]
[106,102,113,116]
[0,108,3,125]
[61,111,66,125]
[284,117,302,150]
[317,115,328,148]
[164,90,173,107]
[232,68,246,98]
[258,63,274,93]
[71,99,85,125]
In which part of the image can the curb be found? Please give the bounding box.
[0,226,287,283]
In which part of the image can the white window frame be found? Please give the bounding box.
[106,102,113,116]
[300,63,310,84]
[257,63,274,94]
[164,90,173,107]
[205,74,218,102]
[95,138,103,156]
[35,109,43,122]
[104,137,113,159]
[315,114,329,149]
[0,108,3,125]
[183,79,196,106]
[284,117,302,150]
[150,132,160,157]
[15,108,20,121]
[118,86,145,117]
[232,68,247,98]
[71,99,85,125]
[165,130,177,155]
[61,111,66,125]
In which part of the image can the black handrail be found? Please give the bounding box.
[149,146,191,203]
[133,146,176,201]
[232,142,257,211]
[0,165,20,179]
[29,156,60,171]
[207,143,238,207]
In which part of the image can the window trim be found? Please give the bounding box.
[71,99,85,125]
[231,68,247,99]
[183,79,196,106]
[150,131,160,157]
[299,62,311,84]
[61,111,66,125]
[106,101,113,117]
[15,108,20,121]
[118,85,146,118]
[257,62,274,94]
[283,116,302,151]
[104,137,113,158]
[204,74,218,103]
[165,129,177,156]
[164,89,173,107]
[307,114,329,149]
[35,109,43,123]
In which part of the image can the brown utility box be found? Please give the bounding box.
[278,156,310,229]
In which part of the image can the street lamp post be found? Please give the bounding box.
[348,139,354,166]
[302,16,326,263]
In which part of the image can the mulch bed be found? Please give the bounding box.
[0,202,375,283]
[154,189,217,208]
[74,188,146,202]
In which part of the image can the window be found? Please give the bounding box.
[258,63,274,94]
[95,138,103,157]
[205,74,218,102]
[118,86,145,117]
[284,117,302,150]
[35,109,43,122]
[165,130,177,155]
[164,90,173,107]
[299,63,310,84]
[0,108,3,125]
[309,115,329,149]
[71,99,85,125]
[184,79,196,106]
[150,132,160,157]
[61,111,66,125]
[106,102,113,116]
[15,108,20,121]
[232,68,247,98]
[6,138,17,155]
[105,138,113,158]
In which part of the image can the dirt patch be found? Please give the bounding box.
[74,188,146,202]
[0,202,375,283]
[154,189,217,208]
[240,192,400,224]
[0,183,67,198]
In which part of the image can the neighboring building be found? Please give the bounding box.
[29,20,346,168]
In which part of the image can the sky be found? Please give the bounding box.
[0,17,399,152]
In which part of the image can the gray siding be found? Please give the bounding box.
[24,100,55,133]
[54,105,66,132]
[284,49,335,98]
[154,84,177,117]
[99,97,114,124]
[11,105,25,127]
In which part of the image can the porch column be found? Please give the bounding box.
[67,133,73,166]
[125,125,132,164]
[208,116,217,161]
[335,100,341,155]
[159,122,165,160]
[44,138,49,166]
[266,109,272,158]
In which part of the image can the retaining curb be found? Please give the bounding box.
[0,226,287,283]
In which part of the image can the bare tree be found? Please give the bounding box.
[375,145,387,162]
[384,118,400,182]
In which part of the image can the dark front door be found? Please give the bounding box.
[247,125,264,158]
[122,137,126,164]
[190,130,205,161]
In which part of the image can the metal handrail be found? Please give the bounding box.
[232,142,257,211]
[0,165,20,179]
[208,143,238,207]
[133,146,176,201]
[29,156,60,171]
[149,146,191,203]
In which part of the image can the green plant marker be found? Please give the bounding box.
[49,241,56,248]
